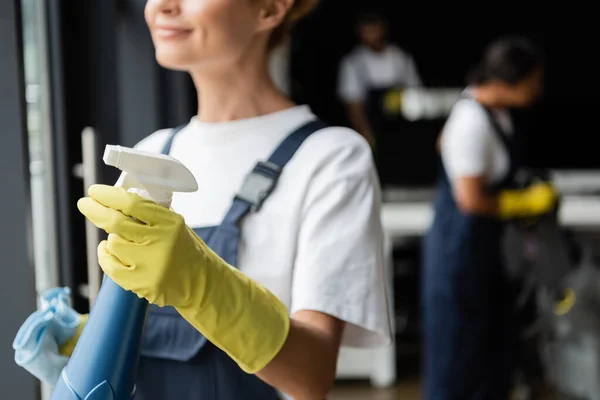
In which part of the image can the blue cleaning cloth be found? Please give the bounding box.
[39,287,81,345]
[13,287,81,385]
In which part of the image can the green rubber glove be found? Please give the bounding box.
[77,185,290,373]
[498,181,558,219]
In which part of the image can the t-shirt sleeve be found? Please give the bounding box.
[440,99,493,181]
[338,56,366,103]
[290,130,392,348]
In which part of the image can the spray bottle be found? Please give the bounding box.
[50,145,198,400]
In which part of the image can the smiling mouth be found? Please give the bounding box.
[154,28,192,39]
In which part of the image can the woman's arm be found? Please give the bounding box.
[453,176,499,216]
[345,101,375,145]
[454,175,558,219]
[338,58,375,146]
[258,311,345,400]
[441,100,557,219]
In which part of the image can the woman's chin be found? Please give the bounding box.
[155,52,194,71]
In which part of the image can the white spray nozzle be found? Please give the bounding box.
[103,145,198,208]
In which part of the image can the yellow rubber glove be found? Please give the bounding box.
[498,181,558,219]
[77,185,290,374]
[383,89,403,114]
[59,314,89,356]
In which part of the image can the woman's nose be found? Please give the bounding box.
[150,0,180,14]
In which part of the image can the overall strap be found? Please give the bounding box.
[222,119,328,225]
[161,124,188,155]
[462,95,516,188]
[477,105,512,155]
[457,93,512,157]
[475,102,518,186]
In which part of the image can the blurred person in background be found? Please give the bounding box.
[16,0,392,399]
[337,11,422,147]
[422,36,555,400]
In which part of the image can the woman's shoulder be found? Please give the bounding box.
[450,97,490,119]
[445,98,494,133]
[310,123,367,145]
[297,122,375,178]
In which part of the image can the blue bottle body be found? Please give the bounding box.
[50,277,148,400]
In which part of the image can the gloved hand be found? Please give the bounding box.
[498,181,558,219]
[77,185,290,374]
[383,88,403,114]
[13,287,84,384]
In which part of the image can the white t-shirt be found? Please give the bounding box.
[338,44,422,102]
[134,105,392,348]
[441,94,513,186]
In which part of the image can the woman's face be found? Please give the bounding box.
[505,68,544,108]
[145,0,267,71]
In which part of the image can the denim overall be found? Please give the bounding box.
[422,99,517,399]
[135,119,327,400]
[352,52,405,130]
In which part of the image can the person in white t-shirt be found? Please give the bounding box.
[15,1,392,400]
[422,37,555,400]
[338,12,422,145]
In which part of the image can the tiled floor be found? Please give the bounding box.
[329,379,421,400]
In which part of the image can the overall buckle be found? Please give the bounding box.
[235,161,281,212]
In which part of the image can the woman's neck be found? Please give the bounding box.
[190,55,295,123]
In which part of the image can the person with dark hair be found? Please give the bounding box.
[337,11,422,146]
[422,36,555,400]
[467,36,545,103]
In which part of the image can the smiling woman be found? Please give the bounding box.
[14,0,393,399]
